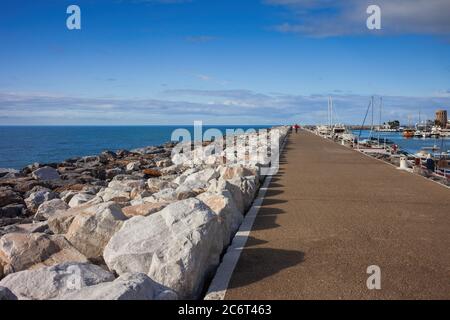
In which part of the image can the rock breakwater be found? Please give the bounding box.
[0,126,289,300]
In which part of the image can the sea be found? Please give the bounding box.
[0,125,273,170]
[1,126,449,171]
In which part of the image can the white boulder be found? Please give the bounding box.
[122,202,170,218]
[147,178,178,193]
[103,198,223,299]
[97,188,130,202]
[0,232,88,277]
[126,161,141,171]
[175,184,202,200]
[24,190,58,211]
[152,188,177,201]
[183,168,219,186]
[31,166,60,181]
[208,176,258,213]
[60,190,78,204]
[65,202,128,260]
[197,191,243,249]
[156,159,172,168]
[35,199,69,221]
[57,273,177,300]
[68,193,95,208]
[0,262,114,300]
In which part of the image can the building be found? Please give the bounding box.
[435,110,448,128]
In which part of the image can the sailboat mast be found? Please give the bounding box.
[379,97,382,129]
[330,97,333,128]
[419,109,421,127]
[370,96,374,138]
[378,97,382,145]
[327,97,329,128]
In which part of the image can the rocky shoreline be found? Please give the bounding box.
[0,126,289,300]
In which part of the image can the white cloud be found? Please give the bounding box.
[266,0,450,37]
[196,74,213,81]
[1,90,449,125]
[186,35,218,43]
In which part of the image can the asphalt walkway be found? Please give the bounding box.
[224,130,450,299]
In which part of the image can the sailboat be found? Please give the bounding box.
[316,96,334,136]
[328,97,350,137]
[357,96,389,154]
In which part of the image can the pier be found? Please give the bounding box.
[223,129,450,299]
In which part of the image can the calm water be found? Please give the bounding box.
[354,130,450,155]
[0,125,272,170]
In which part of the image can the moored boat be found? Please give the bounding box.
[403,129,414,138]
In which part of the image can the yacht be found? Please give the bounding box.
[402,129,414,138]
[413,130,423,138]
[439,128,450,137]
[430,126,441,138]
[316,125,331,136]
[422,131,432,138]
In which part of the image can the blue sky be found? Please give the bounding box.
[1,0,450,125]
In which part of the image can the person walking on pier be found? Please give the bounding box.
[293,124,300,134]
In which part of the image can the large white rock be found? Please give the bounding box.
[0,232,87,277]
[122,202,170,218]
[25,190,58,211]
[152,188,177,201]
[219,165,259,181]
[0,262,114,300]
[47,205,89,235]
[103,198,223,299]
[31,166,60,181]
[197,191,243,249]
[60,190,78,204]
[233,175,258,211]
[171,152,194,167]
[57,273,177,300]
[68,193,95,208]
[175,184,202,200]
[156,158,172,168]
[97,188,130,202]
[130,187,152,200]
[183,168,219,186]
[172,167,199,185]
[160,164,183,175]
[126,161,141,172]
[208,176,258,213]
[172,168,219,199]
[65,202,128,260]
[0,221,48,237]
[108,179,145,191]
[35,199,69,221]
[147,178,178,193]
[208,179,243,213]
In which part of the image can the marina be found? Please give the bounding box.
[307,127,450,184]
[305,98,450,184]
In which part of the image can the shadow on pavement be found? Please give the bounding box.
[227,246,305,289]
